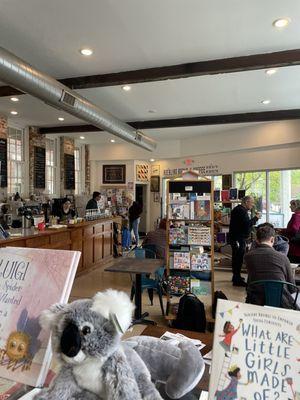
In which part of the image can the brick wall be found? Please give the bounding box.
[28,126,46,195]
[0,117,8,200]
[60,137,75,196]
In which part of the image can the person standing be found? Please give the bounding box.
[128,196,143,246]
[282,199,300,263]
[229,196,261,286]
[86,191,101,210]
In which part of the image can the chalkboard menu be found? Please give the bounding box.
[0,139,7,188]
[34,146,46,189]
[64,153,75,190]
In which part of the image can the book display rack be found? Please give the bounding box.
[166,179,215,321]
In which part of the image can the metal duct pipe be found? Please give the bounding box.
[0,47,156,151]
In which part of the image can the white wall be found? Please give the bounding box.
[88,120,300,232]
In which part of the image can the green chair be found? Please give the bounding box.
[129,246,165,316]
[247,280,299,309]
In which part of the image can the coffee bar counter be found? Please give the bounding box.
[0,217,121,275]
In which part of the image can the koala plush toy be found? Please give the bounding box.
[34,290,205,400]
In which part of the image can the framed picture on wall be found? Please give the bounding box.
[103,164,126,184]
[150,175,160,192]
[151,164,160,176]
[153,192,160,202]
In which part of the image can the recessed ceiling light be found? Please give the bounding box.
[10,110,18,115]
[273,18,291,29]
[58,117,65,121]
[148,109,157,114]
[265,69,277,76]
[122,85,131,91]
[10,97,19,102]
[80,48,93,56]
[110,139,116,143]
[80,136,85,140]
[149,158,155,162]
[261,99,271,105]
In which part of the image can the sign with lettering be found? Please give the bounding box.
[34,146,45,189]
[0,139,7,188]
[163,164,219,177]
[64,154,75,190]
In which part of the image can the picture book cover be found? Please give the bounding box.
[173,252,190,269]
[188,226,211,246]
[0,247,80,388]
[169,227,188,245]
[209,300,300,400]
[190,279,211,296]
[221,190,230,202]
[191,200,211,221]
[229,188,238,200]
[214,190,221,202]
[190,253,211,270]
[169,204,190,220]
[167,276,190,295]
[238,189,246,200]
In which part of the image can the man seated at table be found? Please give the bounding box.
[245,224,298,309]
[142,218,167,259]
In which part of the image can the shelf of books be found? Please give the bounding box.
[166,179,215,322]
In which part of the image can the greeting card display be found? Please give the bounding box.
[0,247,80,388]
[190,252,210,270]
[209,300,300,400]
[173,252,190,270]
[169,227,188,245]
[167,276,190,296]
[188,226,211,246]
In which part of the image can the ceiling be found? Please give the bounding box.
[0,0,300,145]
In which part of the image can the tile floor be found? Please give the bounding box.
[70,261,247,327]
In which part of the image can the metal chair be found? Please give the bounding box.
[130,246,165,316]
[247,280,299,309]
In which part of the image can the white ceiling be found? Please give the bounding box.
[0,0,300,144]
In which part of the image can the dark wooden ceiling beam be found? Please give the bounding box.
[59,49,300,90]
[39,108,300,134]
[0,85,24,97]
[2,49,300,97]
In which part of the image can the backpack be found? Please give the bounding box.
[172,293,206,332]
[212,290,228,319]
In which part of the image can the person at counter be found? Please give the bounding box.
[86,191,101,211]
[55,198,76,222]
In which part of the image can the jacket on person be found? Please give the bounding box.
[244,244,297,309]
[229,204,258,241]
[285,211,300,258]
[251,235,289,255]
[86,198,98,210]
[128,201,142,223]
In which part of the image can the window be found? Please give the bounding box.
[74,148,82,195]
[45,139,56,195]
[234,169,300,227]
[7,127,24,194]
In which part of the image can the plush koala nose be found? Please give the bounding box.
[60,323,81,358]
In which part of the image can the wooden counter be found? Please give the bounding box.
[0,217,121,275]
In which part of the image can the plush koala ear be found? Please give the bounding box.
[91,290,134,333]
[39,303,67,331]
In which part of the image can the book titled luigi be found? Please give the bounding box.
[0,247,80,390]
[209,300,300,400]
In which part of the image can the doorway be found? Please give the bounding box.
[135,183,148,236]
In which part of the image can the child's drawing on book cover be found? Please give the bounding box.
[210,301,300,400]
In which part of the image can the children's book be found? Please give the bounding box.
[0,247,80,388]
[167,276,190,295]
[190,252,211,270]
[214,190,221,202]
[188,227,211,246]
[191,200,211,221]
[221,190,230,202]
[229,188,238,200]
[238,189,246,200]
[169,204,190,219]
[209,300,300,400]
[169,227,188,245]
[173,252,190,270]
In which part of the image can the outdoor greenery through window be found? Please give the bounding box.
[234,169,300,227]
[46,139,56,195]
[7,127,24,194]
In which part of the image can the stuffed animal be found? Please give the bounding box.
[34,290,205,400]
